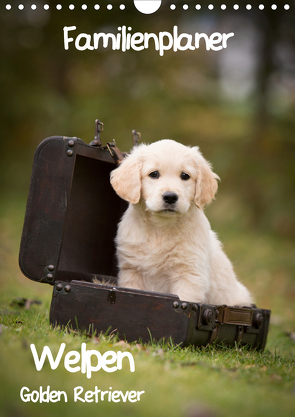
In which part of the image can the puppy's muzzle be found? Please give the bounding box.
[162,192,178,205]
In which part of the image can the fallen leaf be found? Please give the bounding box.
[287,332,295,342]
[132,343,142,350]
[153,348,164,357]
[114,340,131,348]
[10,298,42,310]
[0,324,8,335]
[270,374,283,381]
[186,402,216,417]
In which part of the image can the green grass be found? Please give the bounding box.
[0,197,295,417]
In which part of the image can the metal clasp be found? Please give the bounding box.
[90,119,104,147]
[106,139,126,165]
[132,129,141,147]
[106,140,118,161]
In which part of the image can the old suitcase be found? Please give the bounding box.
[19,120,271,349]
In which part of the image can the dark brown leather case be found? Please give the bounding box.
[19,126,270,349]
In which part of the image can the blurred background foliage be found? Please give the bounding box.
[0,1,295,317]
[1,1,295,235]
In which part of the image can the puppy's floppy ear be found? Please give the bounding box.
[110,152,142,204]
[193,147,220,209]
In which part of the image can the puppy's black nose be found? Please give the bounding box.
[162,192,178,205]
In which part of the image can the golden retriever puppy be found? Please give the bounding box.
[110,139,252,306]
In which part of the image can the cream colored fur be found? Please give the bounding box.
[110,139,252,306]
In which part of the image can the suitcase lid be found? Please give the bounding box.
[19,121,128,284]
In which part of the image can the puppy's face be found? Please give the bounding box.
[110,139,219,214]
[140,145,197,216]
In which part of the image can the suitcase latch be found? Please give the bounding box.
[216,306,253,326]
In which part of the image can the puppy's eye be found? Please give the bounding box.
[149,171,160,179]
[181,172,190,181]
